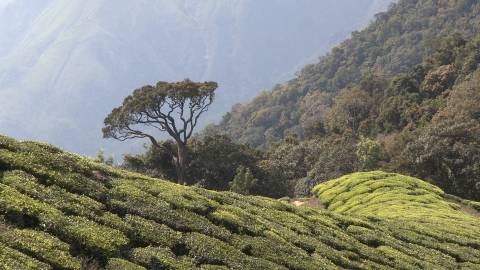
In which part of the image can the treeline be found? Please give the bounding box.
[121,135,289,198]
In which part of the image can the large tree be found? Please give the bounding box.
[103,79,218,184]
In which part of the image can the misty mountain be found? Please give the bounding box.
[0,0,394,156]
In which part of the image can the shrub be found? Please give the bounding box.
[229,234,323,270]
[124,215,181,248]
[109,183,230,240]
[209,205,266,235]
[105,258,146,270]
[183,233,284,270]
[199,265,230,270]
[0,149,108,200]
[356,136,383,170]
[0,182,128,257]
[1,136,480,269]
[229,166,258,195]
[93,212,132,233]
[123,178,219,214]
[0,228,81,270]
[0,243,52,270]
[462,199,480,211]
[1,170,104,217]
[0,182,65,227]
[312,171,480,267]
[61,216,129,257]
[130,246,196,269]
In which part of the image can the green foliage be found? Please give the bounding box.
[313,171,479,230]
[102,79,217,142]
[62,216,129,257]
[325,87,374,134]
[188,135,262,191]
[182,233,284,269]
[0,176,128,258]
[314,171,445,214]
[254,159,291,198]
[0,243,51,270]
[130,246,196,269]
[0,228,81,270]
[215,0,480,147]
[1,0,480,267]
[462,199,480,211]
[1,170,104,218]
[124,214,181,248]
[0,135,480,269]
[356,136,383,170]
[0,148,108,200]
[103,79,218,185]
[122,135,260,190]
[122,140,177,180]
[294,135,359,196]
[229,166,257,195]
[230,234,324,270]
[209,205,267,235]
[96,149,114,166]
[313,171,480,267]
[106,258,146,270]
[398,119,480,200]
[122,135,289,198]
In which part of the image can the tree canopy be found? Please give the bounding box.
[103,79,218,184]
[103,79,217,146]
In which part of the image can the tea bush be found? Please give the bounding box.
[0,135,479,269]
[106,258,146,270]
[0,243,51,270]
[0,228,81,270]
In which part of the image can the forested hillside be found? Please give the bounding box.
[0,136,479,269]
[210,0,480,199]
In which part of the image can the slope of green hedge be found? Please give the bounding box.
[0,135,479,269]
[312,171,479,223]
[313,171,480,268]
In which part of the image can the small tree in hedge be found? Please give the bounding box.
[356,136,382,171]
[103,79,218,184]
[229,166,258,195]
[96,149,114,166]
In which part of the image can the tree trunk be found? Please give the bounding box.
[176,142,187,185]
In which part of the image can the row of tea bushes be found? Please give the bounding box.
[0,135,479,269]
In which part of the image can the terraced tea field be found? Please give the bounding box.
[0,135,479,269]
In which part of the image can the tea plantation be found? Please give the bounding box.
[0,135,479,269]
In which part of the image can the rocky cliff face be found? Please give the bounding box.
[0,0,394,155]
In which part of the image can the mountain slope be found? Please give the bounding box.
[0,0,394,156]
[214,0,480,147]
[210,0,480,201]
[0,135,479,269]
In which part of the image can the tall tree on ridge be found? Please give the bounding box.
[103,79,218,184]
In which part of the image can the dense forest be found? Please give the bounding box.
[184,0,480,200]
